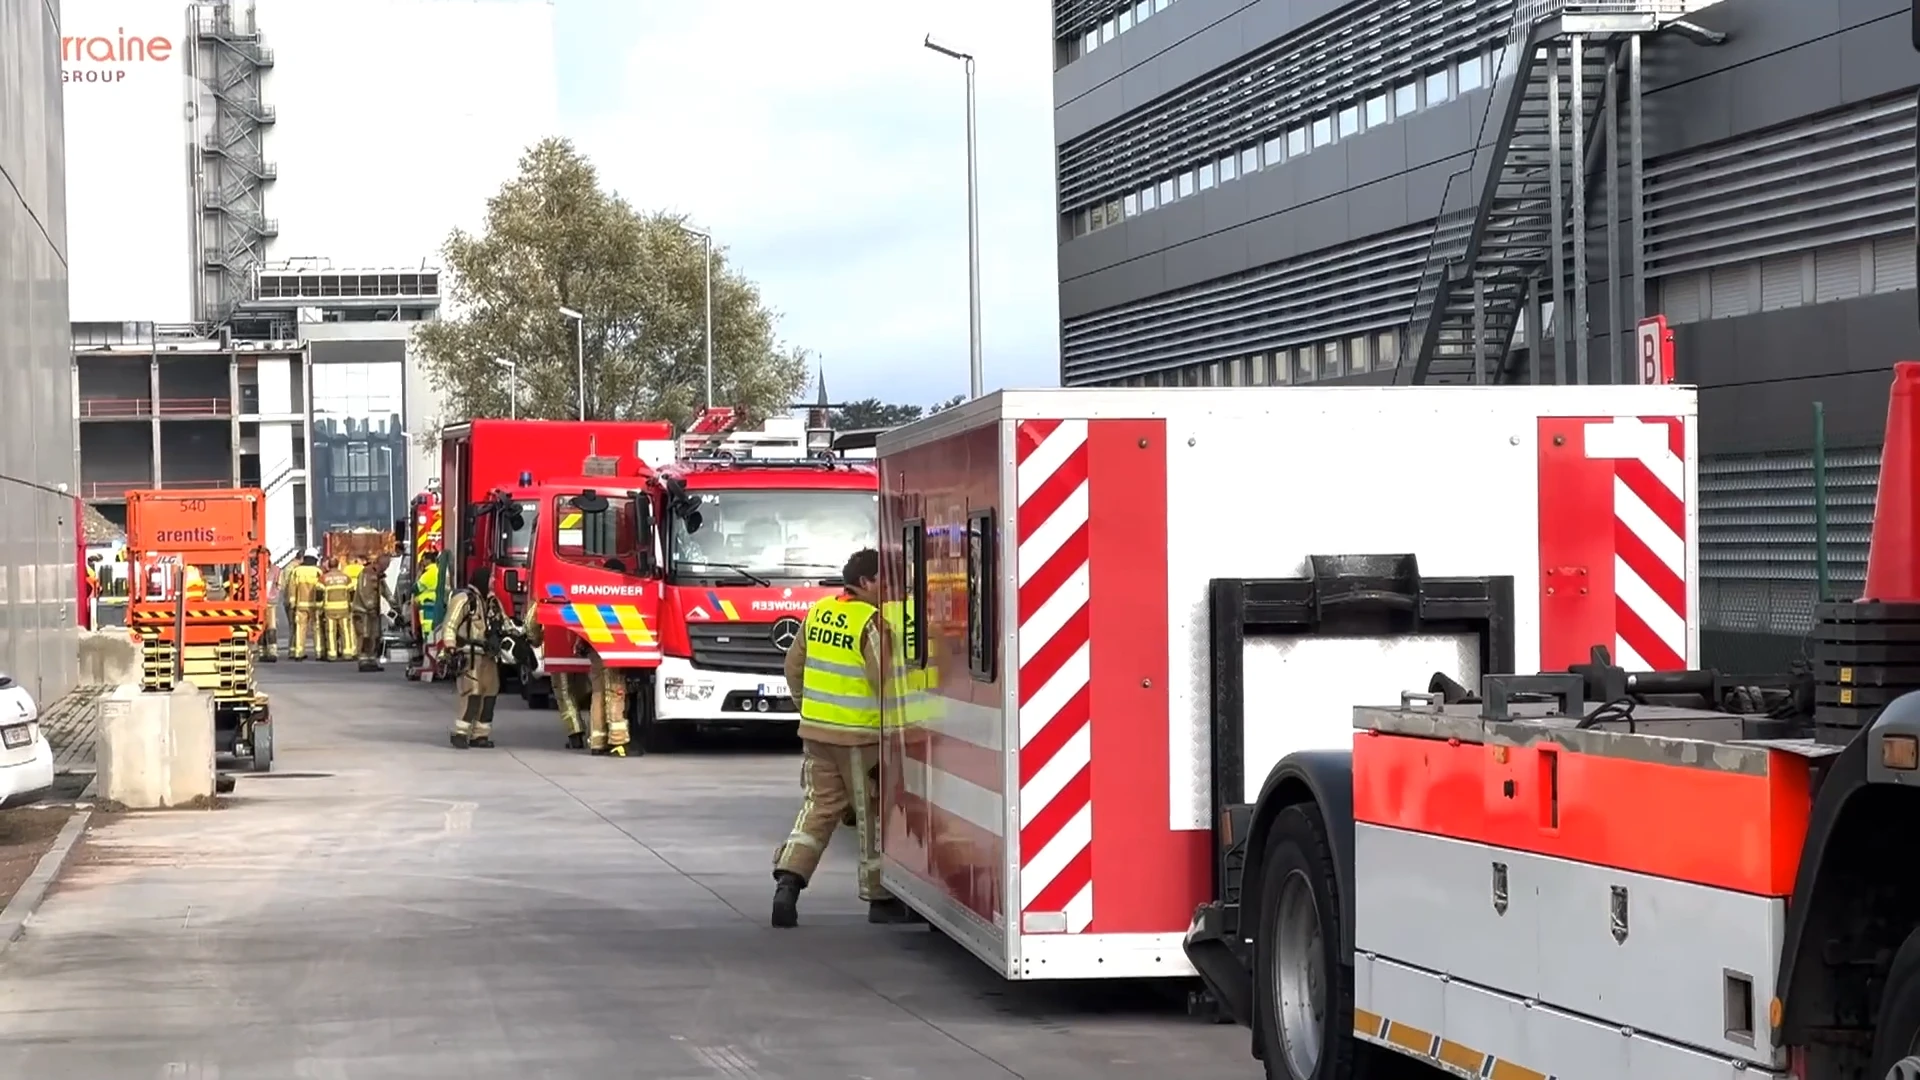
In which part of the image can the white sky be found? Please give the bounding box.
[561,0,1063,409]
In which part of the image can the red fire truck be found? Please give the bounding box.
[516,408,877,750]
[436,419,675,688]
[645,442,877,748]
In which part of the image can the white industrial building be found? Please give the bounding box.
[62,0,558,559]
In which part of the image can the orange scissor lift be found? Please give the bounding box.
[124,488,275,773]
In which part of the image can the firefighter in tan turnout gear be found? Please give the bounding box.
[586,649,631,757]
[771,548,912,928]
[441,582,508,749]
[522,604,588,749]
[352,554,395,671]
[286,554,322,661]
[319,558,354,661]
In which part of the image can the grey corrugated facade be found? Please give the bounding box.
[1,0,81,701]
[1053,0,1920,669]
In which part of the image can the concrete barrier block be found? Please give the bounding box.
[96,685,216,809]
[77,630,141,687]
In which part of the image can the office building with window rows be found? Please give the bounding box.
[1052,0,1920,668]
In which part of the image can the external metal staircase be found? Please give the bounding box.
[195,2,278,325]
[1398,1,1692,386]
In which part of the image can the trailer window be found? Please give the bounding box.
[966,509,996,681]
[903,520,926,667]
[553,494,639,573]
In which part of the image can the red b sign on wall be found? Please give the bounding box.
[1636,316,1675,385]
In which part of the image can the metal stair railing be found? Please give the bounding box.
[1397,0,1686,386]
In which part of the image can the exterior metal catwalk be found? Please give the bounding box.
[1398,0,1721,386]
[192,1,279,326]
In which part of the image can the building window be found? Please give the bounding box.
[1425,67,1450,104]
[1338,105,1359,139]
[1219,154,1236,182]
[1123,193,1139,218]
[1312,115,1333,147]
[1140,184,1157,211]
[1178,171,1195,198]
[1376,330,1402,372]
[1264,136,1283,166]
[1102,18,1116,42]
[1347,335,1370,374]
[1241,146,1259,174]
[1290,350,1313,384]
[1270,352,1290,385]
[1288,126,1308,156]
[1199,162,1215,190]
[1159,178,1174,204]
[1395,82,1418,118]
[1084,30,1099,54]
[1365,93,1388,128]
[1458,54,1485,93]
[1319,341,1343,380]
[1135,0,1152,22]
[1118,6,1133,31]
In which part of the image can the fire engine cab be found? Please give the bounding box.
[647,412,878,747]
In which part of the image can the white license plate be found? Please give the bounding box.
[1,724,29,749]
[757,683,787,699]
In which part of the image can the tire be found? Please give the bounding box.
[1871,926,1920,1077]
[632,674,674,753]
[1254,803,1360,1080]
[248,717,274,773]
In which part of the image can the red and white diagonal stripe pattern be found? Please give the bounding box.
[1015,417,1095,933]
[1587,416,1688,671]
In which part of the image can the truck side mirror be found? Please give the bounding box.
[632,493,656,576]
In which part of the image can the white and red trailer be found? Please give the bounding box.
[873,384,1699,981]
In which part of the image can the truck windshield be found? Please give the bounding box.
[500,500,537,565]
[553,493,641,574]
[670,489,877,584]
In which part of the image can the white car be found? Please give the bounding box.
[0,679,54,809]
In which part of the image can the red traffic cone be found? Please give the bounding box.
[1863,362,1920,602]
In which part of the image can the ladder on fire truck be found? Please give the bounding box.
[1397,0,1724,386]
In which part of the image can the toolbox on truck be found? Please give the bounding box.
[872,385,1700,981]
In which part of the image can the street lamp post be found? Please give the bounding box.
[493,358,517,419]
[923,33,984,400]
[671,223,716,411]
[557,306,585,420]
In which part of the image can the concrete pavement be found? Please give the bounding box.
[0,664,1255,1079]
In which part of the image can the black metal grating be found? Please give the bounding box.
[687,622,790,676]
[1645,92,1917,281]
[1061,224,1428,384]
[1057,0,1512,213]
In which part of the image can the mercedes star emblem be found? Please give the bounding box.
[770,617,802,650]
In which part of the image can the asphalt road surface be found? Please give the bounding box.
[0,662,1256,1079]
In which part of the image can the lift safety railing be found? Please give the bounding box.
[1397,0,1684,386]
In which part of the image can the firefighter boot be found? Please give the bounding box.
[771,870,805,929]
[470,696,498,749]
[565,732,585,750]
[450,695,481,749]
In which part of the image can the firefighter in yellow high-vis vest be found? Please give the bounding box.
[771,548,912,928]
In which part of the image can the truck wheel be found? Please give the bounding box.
[1871,926,1920,1078]
[248,719,274,773]
[1254,803,1359,1080]
[633,675,673,753]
